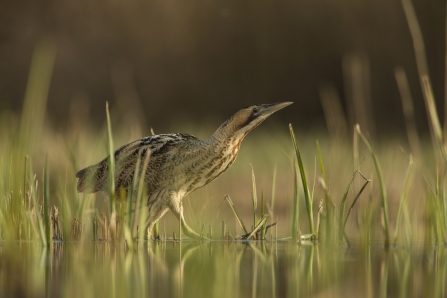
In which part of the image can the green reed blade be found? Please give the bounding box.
[270,164,277,217]
[106,102,116,215]
[289,124,314,235]
[251,164,258,234]
[44,155,50,245]
[261,191,266,240]
[292,160,300,241]
[393,156,413,246]
[356,124,391,246]
[316,140,336,241]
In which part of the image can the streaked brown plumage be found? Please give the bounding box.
[76,102,292,239]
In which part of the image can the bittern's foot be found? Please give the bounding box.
[181,219,211,241]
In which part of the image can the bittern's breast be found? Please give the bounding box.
[179,136,243,195]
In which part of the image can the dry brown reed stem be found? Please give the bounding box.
[401,0,446,161]
[421,77,447,162]
[394,67,422,158]
[319,84,348,141]
[445,3,447,141]
[400,0,429,77]
[343,54,375,139]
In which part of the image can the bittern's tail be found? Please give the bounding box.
[75,161,107,193]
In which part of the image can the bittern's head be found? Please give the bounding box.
[215,102,293,139]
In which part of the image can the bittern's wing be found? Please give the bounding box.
[75,133,191,194]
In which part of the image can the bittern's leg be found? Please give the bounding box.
[144,204,169,240]
[168,199,209,240]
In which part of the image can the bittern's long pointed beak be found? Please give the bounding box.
[260,101,293,116]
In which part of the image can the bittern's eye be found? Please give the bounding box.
[252,107,259,113]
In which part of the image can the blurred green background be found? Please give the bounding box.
[1,0,445,135]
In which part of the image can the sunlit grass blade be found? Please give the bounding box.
[289,124,314,235]
[356,124,391,246]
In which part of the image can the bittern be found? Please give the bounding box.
[76,102,292,239]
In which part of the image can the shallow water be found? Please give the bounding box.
[1,240,446,298]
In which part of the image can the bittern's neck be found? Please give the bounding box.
[208,118,242,144]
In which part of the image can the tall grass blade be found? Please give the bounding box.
[261,191,266,240]
[29,170,46,245]
[393,156,413,246]
[356,124,391,246]
[292,160,300,242]
[421,77,446,161]
[289,124,314,235]
[251,164,258,235]
[394,67,422,157]
[401,0,446,161]
[44,156,50,245]
[106,102,116,214]
[270,165,277,218]
[316,140,336,241]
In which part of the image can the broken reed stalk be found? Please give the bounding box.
[225,195,248,235]
[289,124,314,235]
[342,176,370,235]
[338,171,357,242]
[356,124,391,247]
[246,214,269,240]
